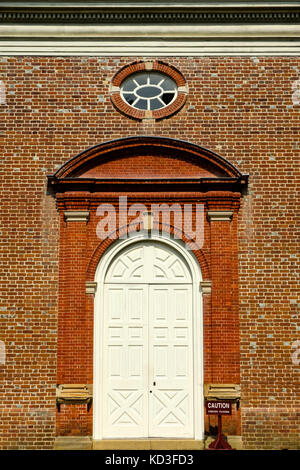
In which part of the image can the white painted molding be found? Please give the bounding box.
[2,39,300,56]
[86,281,97,295]
[1,24,300,38]
[64,210,90,222]
[207,211,233,222]
[200,281,212,294]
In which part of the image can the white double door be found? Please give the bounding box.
[102,282,194,439]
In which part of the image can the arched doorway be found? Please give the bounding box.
[93,234,203,441]
[49,136,247,443]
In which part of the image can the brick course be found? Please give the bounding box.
[0,56,299,449]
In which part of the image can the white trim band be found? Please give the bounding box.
[2,24,300,38]
[1,39,300,56]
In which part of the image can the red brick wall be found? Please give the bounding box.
[0,56,299,449]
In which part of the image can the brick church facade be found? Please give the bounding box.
[0,1,299,450]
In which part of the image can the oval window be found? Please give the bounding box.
[120,72,178,112]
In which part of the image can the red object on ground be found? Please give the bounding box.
[206,401,234,450]
[208,415,234,450]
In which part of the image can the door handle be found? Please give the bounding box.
[153,382,156,386]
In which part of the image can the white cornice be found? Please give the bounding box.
[1,1,300,55]
[1,2,299,27]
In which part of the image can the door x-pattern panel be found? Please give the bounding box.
[102,242,194,439]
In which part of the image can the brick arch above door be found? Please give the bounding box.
[48,135,248,194]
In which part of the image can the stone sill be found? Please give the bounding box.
[54,436,243,450]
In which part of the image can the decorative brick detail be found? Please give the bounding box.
[152,60,186,87]
[111,60,146,87]
[110,60,188,121]
[51,136,245,181]
[110,93,145,121]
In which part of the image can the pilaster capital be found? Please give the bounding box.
[86,282,97,295]
[64,211,90,223]
[207,211,233,222]
[200,281,212,294]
